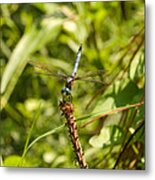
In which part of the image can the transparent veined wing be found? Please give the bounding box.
[74,69,106,84]
[28,60,68,80]
[28,60,105,84]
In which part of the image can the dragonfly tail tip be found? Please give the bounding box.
[79,44,82,51]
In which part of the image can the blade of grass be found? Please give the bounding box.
[27,124,65,152]
[18,124,65,167]
[18,103,42,167]
[1,17,64,110]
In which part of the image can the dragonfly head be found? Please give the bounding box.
[61,87,72,102]
[61,87,71,96]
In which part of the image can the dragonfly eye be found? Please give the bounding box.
[61,87,71,96]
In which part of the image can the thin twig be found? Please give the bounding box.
[81,101,144,128]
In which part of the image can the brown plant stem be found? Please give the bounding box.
[59,101,88,169]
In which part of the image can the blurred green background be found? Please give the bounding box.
[0,1,144,169]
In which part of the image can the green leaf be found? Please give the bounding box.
[4,155,22,167]
[89,125,124,148]
[89,126,110,148]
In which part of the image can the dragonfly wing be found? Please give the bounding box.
[74,78,105,85]
[77,69,105,78]
[28,60,67,79]
[74,69,106,84]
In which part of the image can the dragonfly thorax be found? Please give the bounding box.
[67,77,73,83]
[66,76,74,90]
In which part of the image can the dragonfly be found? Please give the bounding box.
[29,44,105,102]
[29,45,103,168]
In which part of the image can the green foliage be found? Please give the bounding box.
[1,1,144,169]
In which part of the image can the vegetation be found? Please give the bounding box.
[0,1,144,169]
